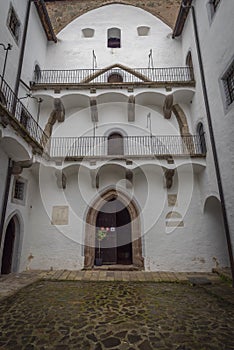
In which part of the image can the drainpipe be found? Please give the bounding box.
[14,0,32,97]
[181,1,234,286]
[0,159,13,246]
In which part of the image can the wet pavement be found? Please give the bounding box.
[0,274,234,349]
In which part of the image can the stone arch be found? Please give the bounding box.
[172,104,191,136]
[46,1,181,35]
[84,188,144,269]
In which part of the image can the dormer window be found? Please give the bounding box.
[107,28,121,48]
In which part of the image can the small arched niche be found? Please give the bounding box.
[186,51,194,80]
[108,133,124,155]
[82,28,95,38]
[107,28,121,48]
[137,26,150,36]
[197,122,207,154]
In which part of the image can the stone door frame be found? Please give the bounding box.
[84,188,144,269]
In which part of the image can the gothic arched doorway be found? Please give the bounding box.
[1,216,19,274]
[84,189,144,269]
[95,198,132,265]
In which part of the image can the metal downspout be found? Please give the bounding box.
[14,0,32,97]
[182,2,234,286]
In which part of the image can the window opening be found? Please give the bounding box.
[222,60,234,108]
[7,5,20,43]
[107,28,121,48]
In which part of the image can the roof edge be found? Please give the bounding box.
[33,0,57,42]
[172,0,192,38]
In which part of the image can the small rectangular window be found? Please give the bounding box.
[7,5,21,43]
[12,177,27,205]
[14,180,25,200]
[222,60,234,108]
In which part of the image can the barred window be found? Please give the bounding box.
[7,5,21,43]
[14,180,25,201]
[222,61,234,108]
[12,177,27,205]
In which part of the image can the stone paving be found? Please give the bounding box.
[0,270,233,349]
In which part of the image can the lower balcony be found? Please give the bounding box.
[48,135,206,160]
[0,76,48,153]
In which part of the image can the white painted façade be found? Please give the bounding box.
[0,0,233,274]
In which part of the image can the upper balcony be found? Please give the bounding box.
[47,134,206,161]
[30,64,195,91]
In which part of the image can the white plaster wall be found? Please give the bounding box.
[0,0,27,87]
[45,4,182,69]
[180,0,234,254]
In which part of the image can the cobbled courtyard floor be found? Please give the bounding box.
[0,280,234,350]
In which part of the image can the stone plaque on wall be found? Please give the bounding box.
[52,206,69,225]
[168,194,178,207]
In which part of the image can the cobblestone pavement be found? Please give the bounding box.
[0,274,234,349]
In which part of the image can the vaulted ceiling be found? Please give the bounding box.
[44,0,182,34]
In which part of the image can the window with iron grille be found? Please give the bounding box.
[222,60,234,108]
[12,177,27,205]
[7,5,21,43]
[14,180,25,201]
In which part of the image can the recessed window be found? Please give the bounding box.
[211,0,221,12]
[34,64,41,82]
[207,0,221,21]
[82,28,95,38]
[222,59,234,109]
[12,177,27,205]
[7,5,21,43]
[107,28,121,48]
[197,122,207,154]
[137,26,150,36]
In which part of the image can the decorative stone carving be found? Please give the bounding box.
[128,95,135,122]
[55,170,67,189]
[51,206,69,225]
[163,94,174,119]
[11,159,33,175]
[164,169,175,189]
[90,169,99,189]
[90,97,98,122]
[168,194,178,207]
[43,99,65,141]
[125,169,133,189]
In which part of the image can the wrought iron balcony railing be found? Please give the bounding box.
[0,76,48,149]
[31,66,194,88]
[48,135,205,159]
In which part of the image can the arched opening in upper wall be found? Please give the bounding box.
[45,1,180,35]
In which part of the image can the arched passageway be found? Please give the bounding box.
[1,216,20,274]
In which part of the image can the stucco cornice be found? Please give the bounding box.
[43,0,181,34]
